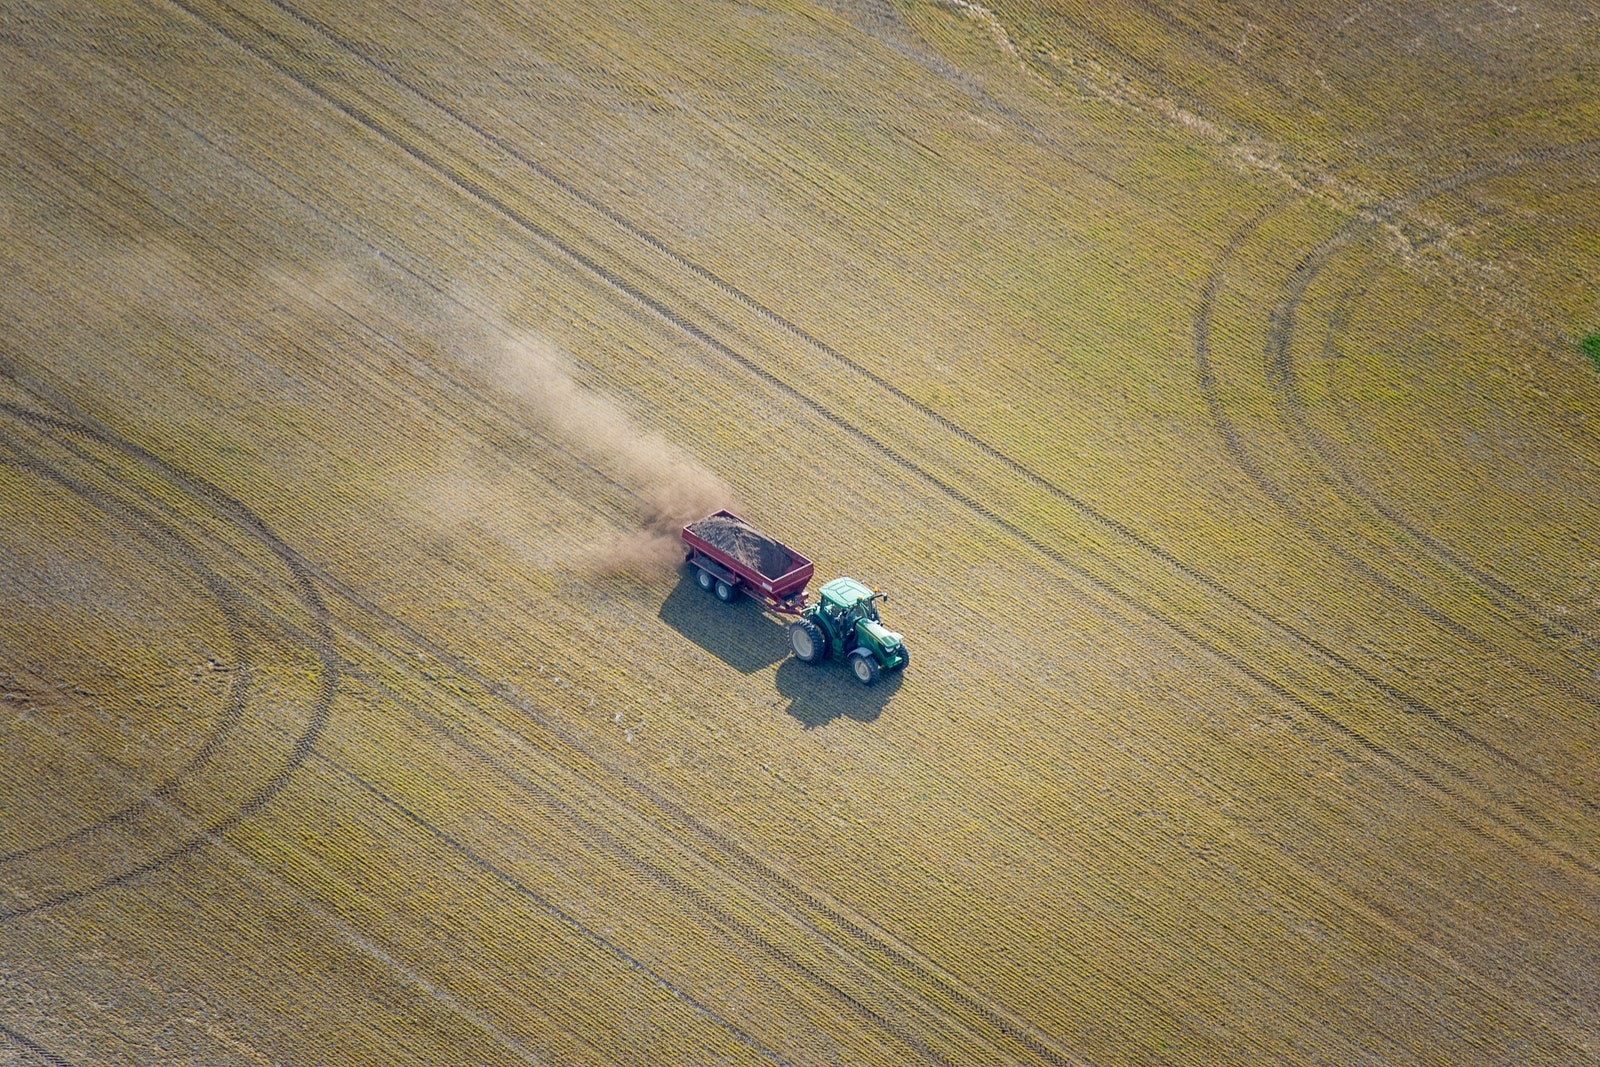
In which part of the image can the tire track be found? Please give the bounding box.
[1263,147,1600,658]
[0,378,338,923]
[0,1021,77,1067]
[1192,189,1600,820]
[0,415,254,869]
[1314,278,1600,636]
[324,751,800,1067]
[165,0,1600,873]
[6,673,789,1067]
[0,404,785,1062]
[1192,149,1600,782]
[1298,269,1600,653]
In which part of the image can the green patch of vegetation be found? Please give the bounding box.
[1582,331,1600,372]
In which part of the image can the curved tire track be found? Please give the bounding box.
[0,1021,78,1067]
[1266,146,1600,656]
[0,414,253,868]
[1193,184,1600,815]
[0,399,805,1065]
[0,377,337,923]
[1193,147,1600,807]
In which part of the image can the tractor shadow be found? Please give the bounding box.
[775,656,903,730]
[657,571,788,673]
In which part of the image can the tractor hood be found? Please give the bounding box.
[860,619,902,649]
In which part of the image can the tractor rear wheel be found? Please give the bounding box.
[850,649,881,686]
[788,618,827,664]
[695,568,715,592]
[714,579,738,602]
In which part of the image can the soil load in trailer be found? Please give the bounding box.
[689,513,795,578]
[682,509,814,611]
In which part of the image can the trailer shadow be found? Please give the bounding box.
[775,657,903,730]
[657,572,789,673]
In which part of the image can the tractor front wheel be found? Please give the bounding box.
[894,643,909,671]
[849,649,881,686]
[789,619,827,664]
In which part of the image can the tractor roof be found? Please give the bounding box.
[819,576,875,608]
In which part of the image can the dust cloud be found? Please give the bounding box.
[3,225,734,581]
[466,329,736,577]
[284,257,737,577]
[272,256,735,576]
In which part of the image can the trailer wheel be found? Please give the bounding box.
[695,567,715,592]
[788,619,827,664]
[714,579,738,602]
[849,649,880,686]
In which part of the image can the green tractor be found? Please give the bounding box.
[786,577,908,685]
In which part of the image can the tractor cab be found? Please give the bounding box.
[790,576,908,685]
[819,576,882,625]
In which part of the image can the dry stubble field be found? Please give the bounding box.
[2,0,1598,1064]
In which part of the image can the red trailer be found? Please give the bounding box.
[682,509,814,615]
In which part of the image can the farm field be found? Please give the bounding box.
[1,0,1598,1064]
